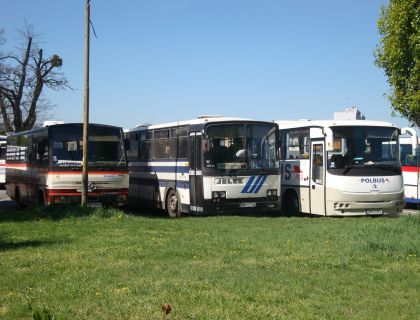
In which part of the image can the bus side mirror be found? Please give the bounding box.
[124,138,131,151]
[324,127,334,152]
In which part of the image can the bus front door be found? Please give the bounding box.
[189,133,203,213]
[310,141,326,215]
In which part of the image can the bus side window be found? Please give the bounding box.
[286,129,310,160]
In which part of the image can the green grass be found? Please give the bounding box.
[0,207,419,319]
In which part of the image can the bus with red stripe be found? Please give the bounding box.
[6,122,128,207]
[400,128,419,206]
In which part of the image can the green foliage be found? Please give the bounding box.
[32,307,56,320]
[375,0,420,127]
[27,299,57,320]
[50,55,63,68]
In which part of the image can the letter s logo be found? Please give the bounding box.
[285,164,291,180]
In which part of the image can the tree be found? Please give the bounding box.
[0,26,70,133]
[375,0,420,127]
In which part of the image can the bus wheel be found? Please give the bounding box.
[166,189,180,218]
[283,190,300,216]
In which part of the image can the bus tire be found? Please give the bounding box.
[283,190,300,216]
[166,189,180,218]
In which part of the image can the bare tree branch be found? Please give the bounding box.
[0,25,70,132]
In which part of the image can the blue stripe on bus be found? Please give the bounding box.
[130,166,190,174]
[253,175,267,193]
[248,175,264,193]
[130,177,189,189]
[241,176,255,193]
[159,181,190,189]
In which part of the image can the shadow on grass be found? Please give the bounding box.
[0,205,123,222]
[127,206,311,219]
[0,239,67,251]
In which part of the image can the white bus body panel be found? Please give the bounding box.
[129,159,280,213]
[281,158,404,216]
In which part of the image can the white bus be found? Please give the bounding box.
[0,135,7,187]
[6,122,128,207]
[277,120,404,216]
[125,116,280,217]
[400,127,419,206]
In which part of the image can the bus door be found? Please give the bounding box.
[189,132,203,213]
[310,141,326,215]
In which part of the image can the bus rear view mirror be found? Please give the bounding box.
[324,127,334,152]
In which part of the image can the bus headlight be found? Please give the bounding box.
[267,189,277,200]
[212,191,226,202]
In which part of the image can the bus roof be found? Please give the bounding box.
[7,123,123,137]
[275,119,398,130]
[127,116,275,132]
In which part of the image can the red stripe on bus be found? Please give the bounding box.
[6,163,28,167]
[402,166,420,173]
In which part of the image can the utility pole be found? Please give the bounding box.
[82,0,90,206]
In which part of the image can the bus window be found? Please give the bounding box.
[312,144,324,184]
[286,129,310,159]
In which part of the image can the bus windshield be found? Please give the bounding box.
[327,126,400,175]
[204,123,278,171]
[51,125,126,168]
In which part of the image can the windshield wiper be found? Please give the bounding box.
[342,164,363,174]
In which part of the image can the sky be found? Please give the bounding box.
[0,0,413,130]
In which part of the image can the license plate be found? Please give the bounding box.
[366,209,382,215]
[240,202,256,208]
[89,202,102,208]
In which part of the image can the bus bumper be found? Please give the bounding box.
[48,190,128,207]
[326,199,405,216]
[202,198,280,214]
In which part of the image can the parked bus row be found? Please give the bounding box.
[2,117,418,216]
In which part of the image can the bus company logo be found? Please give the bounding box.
[281,163,304,180]
[215,177,244,185]
[360,178,389,184]
[241,175,267,194]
